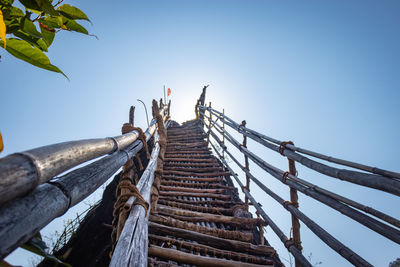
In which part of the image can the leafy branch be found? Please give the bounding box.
[0,0,93,78]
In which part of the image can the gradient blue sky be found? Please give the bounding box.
[1,1,399,266]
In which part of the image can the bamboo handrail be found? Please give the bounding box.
[110,100,168,267]
[206,140,313,267]
[206,129,373,266]
[199,109,400,197]
[0,103,168,260]
[0,106,168,206]
[208,118,400,228]
[199,105,400,180]
[202,120,400,245]
[110,132,160,267]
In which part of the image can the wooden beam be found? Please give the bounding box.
[157,204,263,227]
[159,191,231,200]
[149,234,273,265]
[158,197,238,207]
[149,222,275,257]
[162,175,223,182]
[157,199,233,215]
[159,186,225,194]
[149,215,253,242]
[148,246,273,267]
[163,170,231,177]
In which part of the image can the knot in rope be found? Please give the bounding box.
[284,238,295,249]
[283,200,298,209]
[279,140,294,156]
[122,123,151,160]
[282,171,290,183]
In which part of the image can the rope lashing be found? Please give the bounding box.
[279,140,294,156]
[283,200,299,209]
[122,123,151,159]
[110,123,151,258]
[282,171,290,183]
[284,238,295,249]
[114,180,149,216]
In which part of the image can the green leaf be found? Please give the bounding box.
[0,38,67,78]
[39,22,54,46]
[21,233,71,267]
[21,17,42,38]
[0,0,14,7]
[35,0,58,16]
[14,29,48,51]
[18,0,41,11]
[61,17,88,34]
[2,6,24,20]
[18,0,58,16]
[4,17,21,33]
[39,16,62,28]
[57,4,89,22]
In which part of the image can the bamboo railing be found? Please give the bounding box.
[197,100,400,267]
[110,101,169,267]
[0,101,169,260]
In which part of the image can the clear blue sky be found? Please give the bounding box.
[1,1,399,266]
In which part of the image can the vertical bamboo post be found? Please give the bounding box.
[256,210,264,245]
[129,106,135,126]
[115,106,137,242]
[288,158,302,267]
[222,108,225,160]
[241,120,250,209]
[207,102,212,145]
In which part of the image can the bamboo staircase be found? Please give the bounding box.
[148,120,279,266]
[0,88,399,267]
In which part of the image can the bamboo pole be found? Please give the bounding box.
[109,132,160,267]
[212,140,374,266]
[148,234,273,265]
[148,245,272,267]
[150,214,253,242]
[201,105,400,180]
[288,158,302,267]
[204,112,400,196]
[0,106,167,206]
[111,99,168,267]
[207,123,400,245]
[241,120,250,208]
[156,204,263,227]
[157,197,237,208]
[206,140,312,267]
[222,108,225,159]
[148,222,275,256]
[157,199,233,215]
[0,141,143,260]
[129,106,135,125]
[210,120,400,228]
[0,105,167,260]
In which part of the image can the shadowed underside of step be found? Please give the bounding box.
[148,120,282,267]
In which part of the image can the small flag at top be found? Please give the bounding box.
[168,88,171,96]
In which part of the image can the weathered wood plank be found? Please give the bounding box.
[148,234,274,265]
[148,245,273,267]
[149,215,253,242]
[148,224,275,256]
